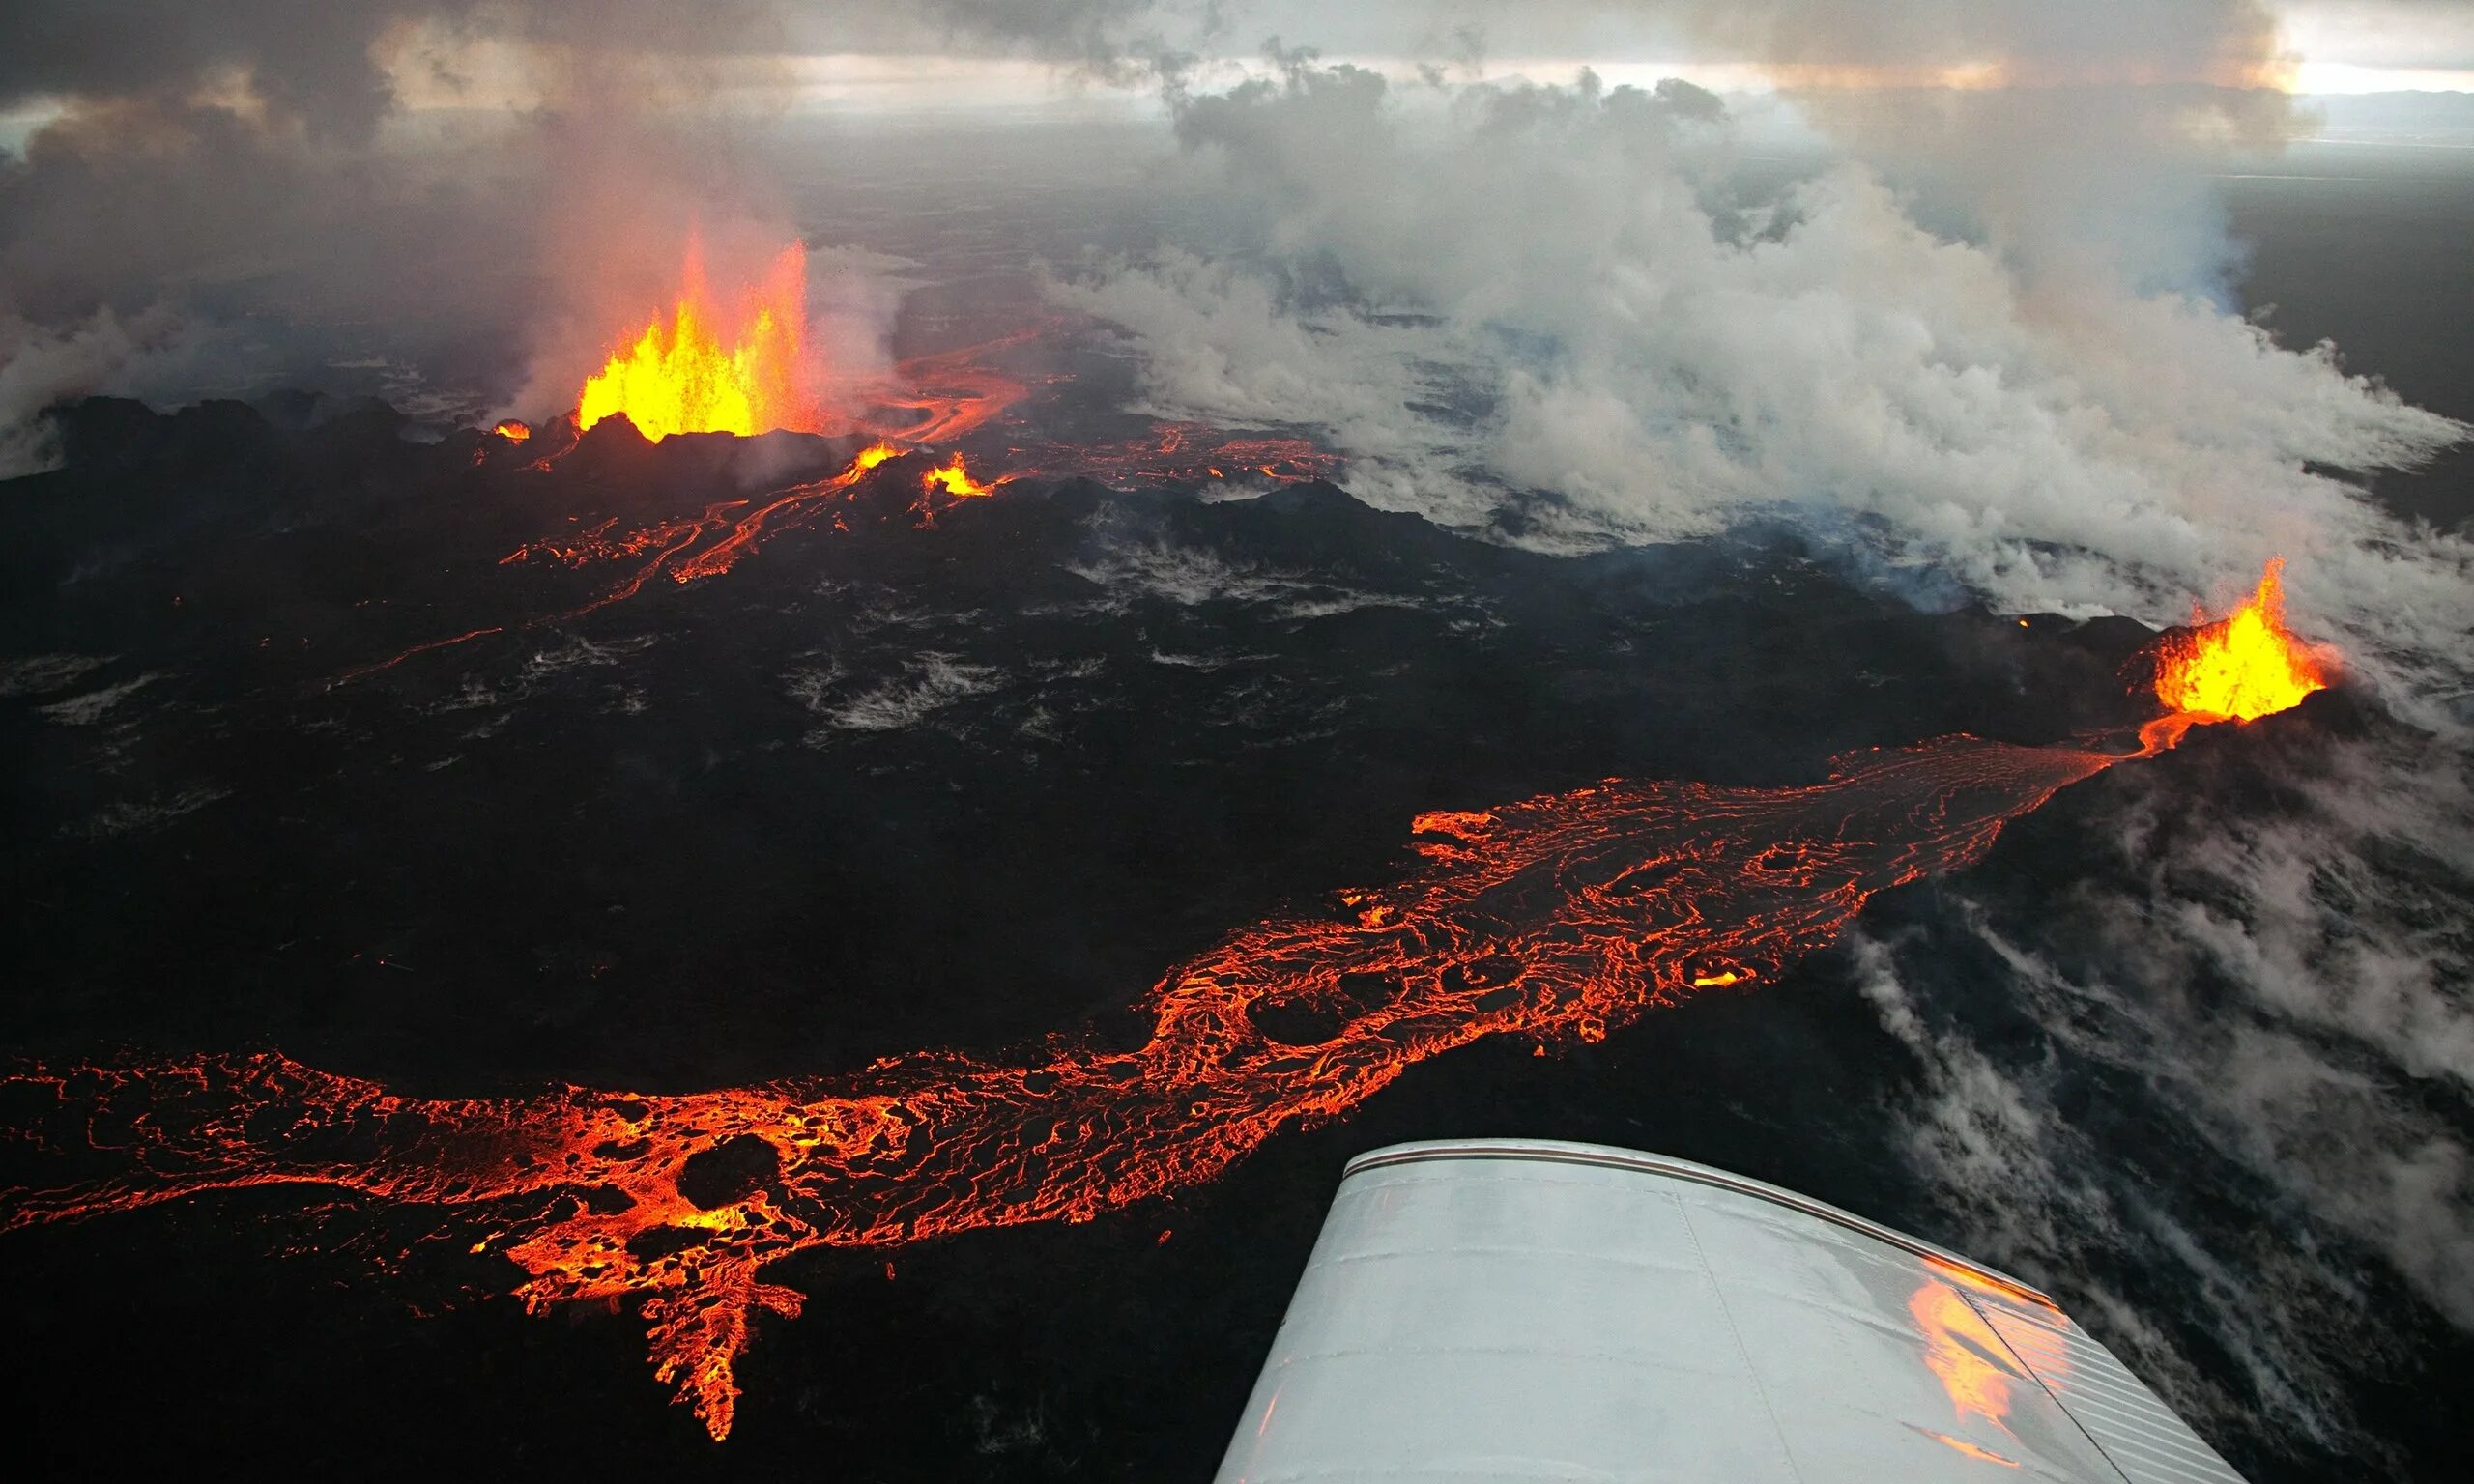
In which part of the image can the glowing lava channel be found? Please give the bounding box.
[3,736,2120,1438]
[9,567,2331,1441]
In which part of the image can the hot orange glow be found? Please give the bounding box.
[494,442,899,593]
[346,442,906,681]
[491,419,532,443]
[1920,1430,2021,1468]
[1009,424,1343,489]
[664,443,899,585]
[2155,558,2327,722]
[577,241,821,441]
[468,417,1338,642]
[1924,1253,2058,1313]
[2141,557,2329,754]
[3,734,2123,1439]
[371,410,1355,677]
[851,327,1046,445]
[920,453,999,500]
[1910,1277,2022,1435]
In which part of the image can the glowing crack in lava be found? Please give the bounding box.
[1012,421,1345,488]
[464,419,1333,647]
[345,442,909,680]
[577,240,821,441]
[6,573,2332,1441]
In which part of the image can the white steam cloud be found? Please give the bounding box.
[8,9,2474,1470]
[1038,34,2474,1462]
[1052,57,2472,721]
[1848,716,2474,1461]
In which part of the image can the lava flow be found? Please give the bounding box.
[578,240,822,441]
[7,568,2333,1441]
[458,416,1334,651]
[495,441,911,590]
[1010,421,1345,488]
[851,326,1048,446]
[3,735,2119,1439]
[339,441,908,681]
[431,289,1339,660]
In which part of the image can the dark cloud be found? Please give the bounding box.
[0,2,481,141]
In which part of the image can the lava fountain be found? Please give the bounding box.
[2141,557,2330,754]
[919,452,1000,500]
[576,239,822,441]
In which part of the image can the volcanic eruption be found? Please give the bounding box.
[2154,557,2330,720]
[2142,557,2331,755]
[576,239,823,441]
[0,554,2340,1440]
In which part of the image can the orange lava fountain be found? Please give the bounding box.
[3,733,2125,1440]
[2154,557,2327,719]
[2140,557,2329,754]
[490,419,532,443]
[577,241,821,441]
[919,452,1000,500]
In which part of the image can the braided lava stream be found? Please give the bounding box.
[0,567,2322,1441]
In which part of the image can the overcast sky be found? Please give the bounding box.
[4,0,2472,138]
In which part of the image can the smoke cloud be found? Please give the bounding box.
[7,12,2474,1461]
[1029,31,2474,1443]
[0,1,1206,465]
[1846,709,2474,1465]
[1052,52,2470,725]
[0,4,801,456]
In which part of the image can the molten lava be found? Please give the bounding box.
[577,241,821,441]
[2140,557,2329,755]
[1012,422,1344,488]
[2154,557,2328,721]
[920,453,999,500]
[2,733,2123,1440]
[490,419,532,443]
[852,327,1047,445]
[343,442,907,681]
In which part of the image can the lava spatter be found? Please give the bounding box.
[2,734,2126,1439]
[578,240,821,441]
[918,452,1001,502]
[2140,557,2330,755]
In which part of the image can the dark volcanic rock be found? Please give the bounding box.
[677,1134,784,1210]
